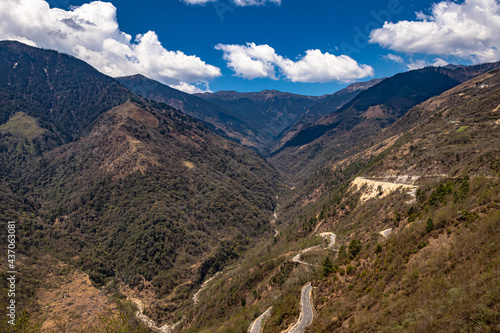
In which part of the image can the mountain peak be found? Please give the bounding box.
[118,73,149,80]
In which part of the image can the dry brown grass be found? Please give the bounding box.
[36,260,118,332]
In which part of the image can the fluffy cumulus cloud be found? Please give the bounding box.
[0,0,221,93]
[215,43,281,79]
[215,43,374,83]
[370,0,500,63]
[181,0,280,6]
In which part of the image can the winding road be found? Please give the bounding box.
[288,283,314,333]
[248,307,272,333]
[129,298,182,333]
[193,272,220,304]
[319,232,336,249]
[379,228,392,238]
[292,246,320,266]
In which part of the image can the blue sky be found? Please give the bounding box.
[2,0,500,95]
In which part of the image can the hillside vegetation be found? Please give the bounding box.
[271,62,500,182]
[117,75,266,150]
[0,42,280,329]
[176,69,500,333]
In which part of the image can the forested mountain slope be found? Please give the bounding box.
[0,41,131,145]
[273,78,384,152]
[0,42,281,329]
[117,74,268,150]
[271,62,500,181]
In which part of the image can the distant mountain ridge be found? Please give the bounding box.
[117,74,268,150]
[195,89,322,145]
[270,61,500,180]
[120,73,382,154]
[120,77,328,152]
[195,89,323,101]
[273,78,384,151]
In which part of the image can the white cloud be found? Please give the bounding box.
[232,0,281,6]
[170,82,211,94]
[384,53,404,64]
[0,0,221,93]
[215,43,374,83]
[431,58,449,67]
[384,53,449,70]
[279,50,374,83]
[370,0,500,63]
[181,0,216,5]
[181,0,281,6]
[407,58,449,70]
[215,43,281,79]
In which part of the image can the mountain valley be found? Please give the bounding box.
[0,41,499,333]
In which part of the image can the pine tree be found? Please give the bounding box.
[338,244,348,264]
[322,256,334,277]
[349,239,362,259]
[426,218,434,232]
[454,175,470,203]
